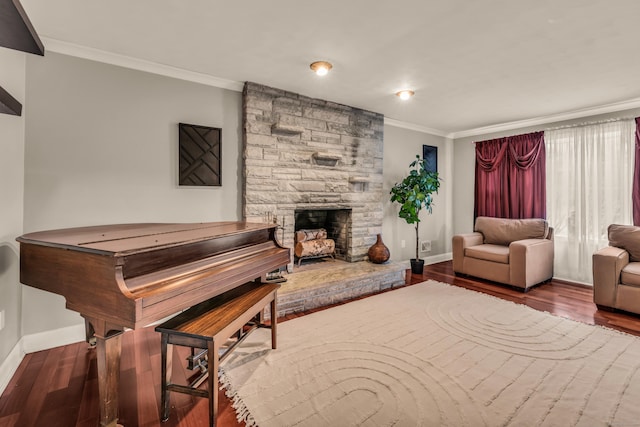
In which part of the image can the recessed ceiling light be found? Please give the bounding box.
[310,61,332,76]
[396,90,415,100]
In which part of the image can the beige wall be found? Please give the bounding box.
[382,125,452,262]
[22,52,243,335]
[0,48,26,366]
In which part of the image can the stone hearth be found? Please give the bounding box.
[268,261,407,318]
[242,82,384,270]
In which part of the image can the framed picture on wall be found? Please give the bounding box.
[422,145,438,173]
[179,123,222,186]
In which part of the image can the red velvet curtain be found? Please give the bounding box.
[634,117,640,225]
[475,131,546,219]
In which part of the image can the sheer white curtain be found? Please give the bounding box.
[546,120,635,284]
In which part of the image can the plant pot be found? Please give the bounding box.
[410,258,424,275]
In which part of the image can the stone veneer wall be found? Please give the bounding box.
[242,82,384,269]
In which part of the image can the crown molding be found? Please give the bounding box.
[384,117,448,138]
[448,97,640,139]
[41,37,244,92]
[38,37,640,138]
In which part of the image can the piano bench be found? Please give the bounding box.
[154,281,280,427]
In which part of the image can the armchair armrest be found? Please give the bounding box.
[509,238,554,288]
[593,246,629,307]
[452,232,484,273]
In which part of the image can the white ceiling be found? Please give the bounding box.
[21,0,640,137]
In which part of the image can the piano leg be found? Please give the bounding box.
[84,318,97,347]
[85,316,125,427]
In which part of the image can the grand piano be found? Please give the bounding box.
[17,221,290,427]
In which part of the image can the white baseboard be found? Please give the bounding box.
[0,323,85,396]
[21,323,85,354]
[399,252,453,268]
[0,341,24,396]
[425,252,453,264]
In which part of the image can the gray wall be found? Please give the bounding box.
[2,50,455,372]
[22,52,243,335]
[17,52,454,341]
[9,42,637,372]
[16,49,638,348]
[382,125,451,261]
[0,48,26,368]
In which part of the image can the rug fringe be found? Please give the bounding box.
[219,366,258,427]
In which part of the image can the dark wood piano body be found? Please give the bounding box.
[17,221,290,427]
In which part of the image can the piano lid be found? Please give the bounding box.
[16,222,278,256]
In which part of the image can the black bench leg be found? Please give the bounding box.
[160,334,172,422]
[271,297,278,350]
[208,340,219,427]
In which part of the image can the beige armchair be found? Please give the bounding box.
[453,216,554,290]
[593,224,640,315]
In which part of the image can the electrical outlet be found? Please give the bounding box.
[421,240,431,252]
[0,310,4,331]
[401,240,406,248]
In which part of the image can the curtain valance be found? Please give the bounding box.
[475,131,544,171]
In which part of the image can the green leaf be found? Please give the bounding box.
[389,155,442,228]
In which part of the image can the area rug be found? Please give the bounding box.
[219,280,640,426]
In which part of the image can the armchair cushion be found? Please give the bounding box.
[465,244,509,264]
[475,216,549,246]
[621,263,640,287]
[608,224,640,262]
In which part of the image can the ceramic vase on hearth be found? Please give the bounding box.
[368,234,390,264]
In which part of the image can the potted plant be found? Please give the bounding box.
[390,155,441,275]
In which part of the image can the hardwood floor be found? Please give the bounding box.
[3,260,640,426]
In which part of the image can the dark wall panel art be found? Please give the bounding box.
[179,123,221,186]
[422,144,438,173]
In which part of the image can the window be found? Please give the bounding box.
[545,120,635,283]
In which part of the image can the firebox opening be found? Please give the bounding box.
[294,208,352,261]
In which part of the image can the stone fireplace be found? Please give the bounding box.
[242,82,384,270]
